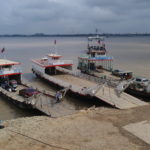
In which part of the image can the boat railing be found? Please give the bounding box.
[47,60,73,65]
[73,72,104,83]
[72,72,119,87]
[56,66,119,87]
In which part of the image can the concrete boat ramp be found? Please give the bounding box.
[33,67,147,110]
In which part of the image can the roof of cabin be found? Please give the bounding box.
[47,53,62,58]
[0,59,20,66]
[32,58,73,68]
[88,36,104,41]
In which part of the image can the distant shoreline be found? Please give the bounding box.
[0,33,150,37]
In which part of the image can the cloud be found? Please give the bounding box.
[0,0,149,34]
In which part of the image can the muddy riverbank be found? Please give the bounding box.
[0,104,150,150]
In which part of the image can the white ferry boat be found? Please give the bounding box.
[0,59,22,89]
[31,52,147,109]
[32,53,73,76]
[78,35,115,81]
[0,58,71,117]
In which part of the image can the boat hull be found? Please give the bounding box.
[125,88,150,99]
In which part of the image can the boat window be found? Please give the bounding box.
[136,78,141,82]
[2,65,11,69]
[143,79,149,82]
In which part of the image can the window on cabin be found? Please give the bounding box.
[2,65,12,70]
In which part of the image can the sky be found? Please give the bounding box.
[0,0,150,34]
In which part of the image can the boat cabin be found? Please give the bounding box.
[87,36,106,56]
[78,54,113,73]
[32,53,73,75]
[0,59,22,83]
[78,35,114,74]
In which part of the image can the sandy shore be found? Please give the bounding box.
[0,105,150,150]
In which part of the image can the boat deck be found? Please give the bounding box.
[54,74,96,88]
[54,74,147,109]
[0,85,26,103]
[94,69,120,80]
[0,82,77,117]
[35,67,147,109]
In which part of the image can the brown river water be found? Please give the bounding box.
[0,36,150,120]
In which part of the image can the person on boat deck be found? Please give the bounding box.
[55,91,63,103]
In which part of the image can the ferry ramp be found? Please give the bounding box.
[33,95,78,117]
[94,85,147,109]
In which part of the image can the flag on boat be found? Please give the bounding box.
[54,40,56,45]
[1,48,5,53]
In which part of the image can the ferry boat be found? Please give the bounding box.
[32,53,73,76]
[0,58,72,117]
[0,59,22,89]
[31,52,147,109]
[78,35,116,80]
[78,35,134,81]
[85,36,150,99]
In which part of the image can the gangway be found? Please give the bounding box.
[94,84,147,109]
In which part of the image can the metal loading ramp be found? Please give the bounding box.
[94,85,148,109]
[33,94,77,117]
